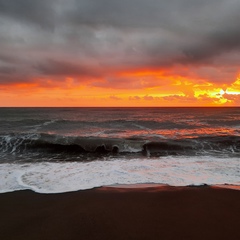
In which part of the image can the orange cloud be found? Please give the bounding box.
[1,70,240,107]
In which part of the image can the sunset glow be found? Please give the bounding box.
[0,0,240,107]
[1,71,239,107]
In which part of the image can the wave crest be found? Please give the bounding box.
[0,133,239,161]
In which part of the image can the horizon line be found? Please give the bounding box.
[0,106,239,108]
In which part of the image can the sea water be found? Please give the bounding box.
[0,107,239,193]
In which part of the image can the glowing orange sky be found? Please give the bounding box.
[1,70,239,107]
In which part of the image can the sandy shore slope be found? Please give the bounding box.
[0,185,240,240]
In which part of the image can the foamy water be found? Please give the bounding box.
[1,156,239,193]
[1,107,239,193]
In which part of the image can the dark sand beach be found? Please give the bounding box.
[0,185,240,240]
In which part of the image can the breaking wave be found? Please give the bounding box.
[0,133,239,162]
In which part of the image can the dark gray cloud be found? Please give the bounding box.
[70,0,240,67]
[0,0,240,87]
[71,0,230,30]
[0,0,56,29]
[0,72,34,85]
[0,66,16,74]
[35,59,103,78]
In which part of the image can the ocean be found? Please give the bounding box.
[0,107,239,193]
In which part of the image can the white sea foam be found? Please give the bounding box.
[0,156,239,194]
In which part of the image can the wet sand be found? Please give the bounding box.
[0,185,240,240]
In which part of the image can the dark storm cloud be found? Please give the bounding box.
[69,0,240,66]
[0,72,34,85]
[0,0,56,29]
[0,53,18,64]
[0,66,16,74]
[0,0,240,87]
[179,27,240,64]
[35,59,103,78]
[71,0,223,29]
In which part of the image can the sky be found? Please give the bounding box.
[0,0,240,107]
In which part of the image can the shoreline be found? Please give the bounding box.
[103,183,240,191]
[1,185,240,240]
[1,183,240,194]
